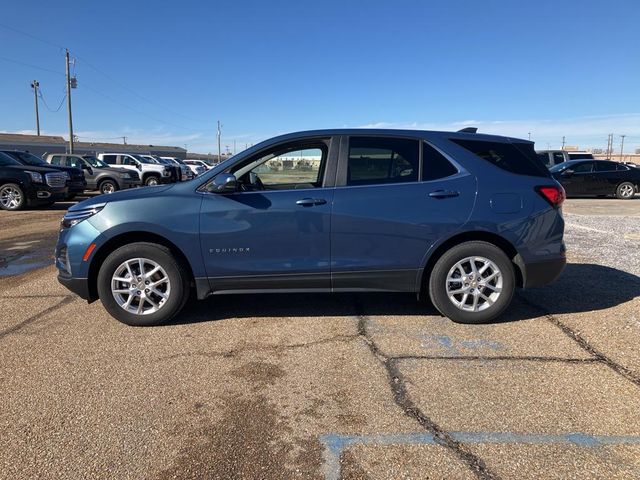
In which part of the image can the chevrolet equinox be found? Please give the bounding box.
[56,129,566,326]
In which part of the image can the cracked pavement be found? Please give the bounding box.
[0,198,639,479]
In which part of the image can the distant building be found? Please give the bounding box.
[0,133,187,159]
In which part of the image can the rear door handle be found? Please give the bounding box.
[296,198,327,206]
[429,190,460,199]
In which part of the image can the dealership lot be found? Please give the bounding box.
[0,198,639,479]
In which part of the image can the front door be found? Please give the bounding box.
[199,138,337,293]
[567,161,595,195]
[330,136,475,292]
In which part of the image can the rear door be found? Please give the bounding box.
[330,135,475,292]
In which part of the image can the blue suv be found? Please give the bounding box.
[55,129,566,326]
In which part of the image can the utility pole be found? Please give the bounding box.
[65,49,75,153]
[233,139,236,155]
[217,121,222,161]
[620,135,626,162]
[527,132,531,141]
[30,80,41,136]
[561,136,566,150]
[121,136,127,145]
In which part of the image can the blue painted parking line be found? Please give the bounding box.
[320,431,640,480]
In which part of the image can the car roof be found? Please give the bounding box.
[262,128,530,144]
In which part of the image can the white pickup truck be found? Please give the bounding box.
[97,153,174,186]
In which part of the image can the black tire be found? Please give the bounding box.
[0,183,26,211]
[428,241,515,324]
[616,182,635,200]
[144,175,160,187]
[97,242,190,326]
[99,179,119,195]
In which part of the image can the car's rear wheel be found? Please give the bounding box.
[99,179,118,194]
[429,241,515,324]
[616,182,635,199]
[0,183,26,211]
[97,242,190,326]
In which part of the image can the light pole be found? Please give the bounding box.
[620,135,626,162]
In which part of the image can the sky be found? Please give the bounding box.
[1,0,639,154]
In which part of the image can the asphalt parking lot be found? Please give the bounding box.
[1,197,639,479]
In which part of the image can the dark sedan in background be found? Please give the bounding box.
[550,160,640,199]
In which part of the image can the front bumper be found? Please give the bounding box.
[26,184,68,205]
[57,273,91,300]
[68,180,88,195]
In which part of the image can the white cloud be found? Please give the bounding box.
[358,113,640,149]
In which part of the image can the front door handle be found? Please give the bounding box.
[429,190,460,199]
[296,198,327,206]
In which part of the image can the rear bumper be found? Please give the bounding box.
[521,256,566,288]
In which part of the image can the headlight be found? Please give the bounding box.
[61,205,104,229]
[26,171,43,183]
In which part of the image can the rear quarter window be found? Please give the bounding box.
[451,139,550,177]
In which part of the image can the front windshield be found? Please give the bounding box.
[8,151,46,166]
[0,152,21,166]
[83,156,109,168]
[132,154,155,164]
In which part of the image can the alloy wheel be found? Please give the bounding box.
[445,256,503,312]
[619,184,634,198]
[0,186,23,210]
[111,258,171,315]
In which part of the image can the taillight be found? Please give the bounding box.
[536,185,565,208]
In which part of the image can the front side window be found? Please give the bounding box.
[552,152,565,165]
[232,144,327,190]
[102,155,117,165]
[572,162,594,173]
[67,156,84,169]
[347,137,419,186]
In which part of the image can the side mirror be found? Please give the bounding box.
[136,163,142,170]
[561,169,574,177]
[209,173,237,193]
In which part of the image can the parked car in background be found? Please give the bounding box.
[140,155,182,182]
[0,151,68,210]
[182,159,207,176]
[160,156,194,180]
[56,128,565,327]
[97,153,174,186]
[1,150,86,199]
[550,159,640,199]
[184,159,214,172]
[536,150,595,168]
[44,154,142,194]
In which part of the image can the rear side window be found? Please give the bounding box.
[422,142,458,181]
[347,137,419,186]
[451,139,549,177]
[594,161,618,172]
[50,155,63,166]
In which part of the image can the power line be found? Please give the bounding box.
[38,87,66,112]
[0,55,64,76]
[0,22,65,50]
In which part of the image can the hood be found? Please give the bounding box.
[5,164,62,174]
[68,183,175,211]
[43,164,85,179]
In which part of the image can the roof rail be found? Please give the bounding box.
[457,127,478,133]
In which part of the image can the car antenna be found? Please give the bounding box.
[457,127,478,133]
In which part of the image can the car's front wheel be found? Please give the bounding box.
[0,183,26,211]
[145,175,160,187]
[97,242,190,326]
[429,241,515,324]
